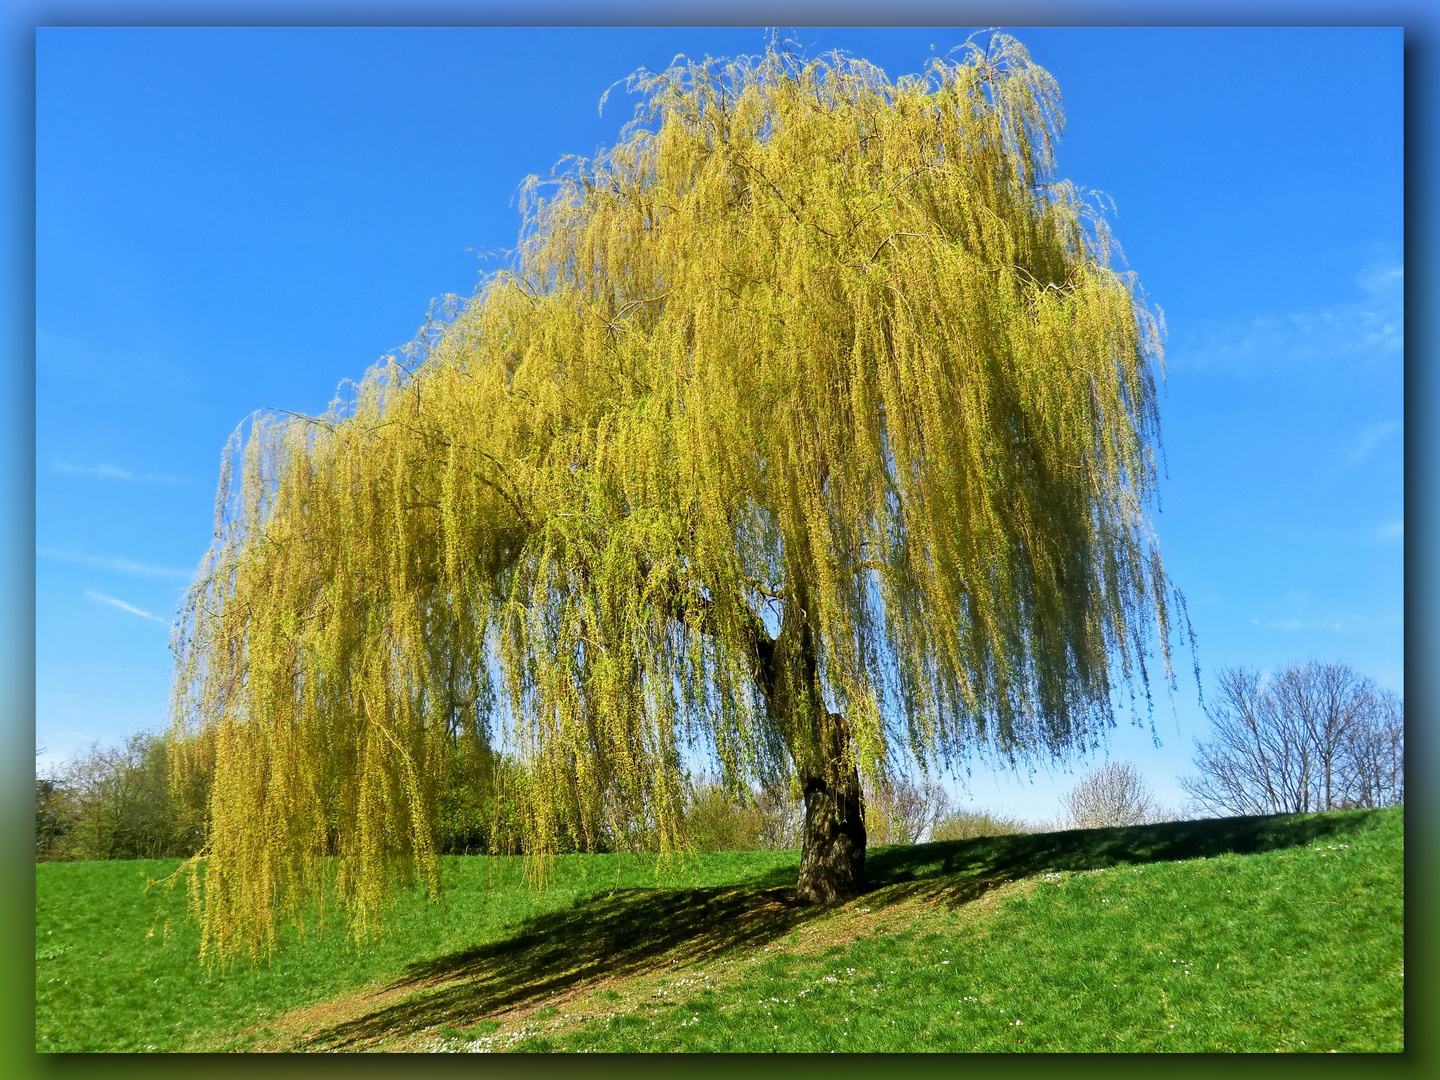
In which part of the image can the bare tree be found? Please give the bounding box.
[865,775,951,845]
[1184,668,1309,815]
[1340,689,1404,809]
[754,784,804,850]
[1272,662,1368,811]
[1183,662,1402,816]
[1062,762,1161,829]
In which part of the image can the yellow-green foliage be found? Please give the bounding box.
[171,36,1180,963]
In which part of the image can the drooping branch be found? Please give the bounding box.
[173,34,1181,961]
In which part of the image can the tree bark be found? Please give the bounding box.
[796,723,866,903]
[746,572,868,903]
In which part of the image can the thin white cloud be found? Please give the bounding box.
[1374,519,1404,542]
[1357,264,1403,296]
[53,461,181,483]
[1314,419,1403,486]
[84,590,168,625]
[1175,263,1402,370]
[39,548,192,579]
[1344,421,1401,467]
[1252,617,1343,632]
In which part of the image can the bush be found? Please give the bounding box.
[435,737,529,855]
[681,773,1026,850]
[683,780,801,852]
[684,785,765,852]
[1060,762,1166,829]
[35,775,76,857]
[37,733,208,861]
[684,773,998,850]
[930,807,1031,840]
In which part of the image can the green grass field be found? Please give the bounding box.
[36,806,1402,1053]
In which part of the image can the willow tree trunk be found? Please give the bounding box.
[795,712,867,903]
[753,583,868,903]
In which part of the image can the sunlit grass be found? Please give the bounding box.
[36,807,1401,1053]
[532,813,1402,1051]
[35,849,795,1052]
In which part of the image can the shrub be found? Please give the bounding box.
[1061,762,1165,829]
[930,807,1032,840]
[37,733,208,861]
[682,780,802,852]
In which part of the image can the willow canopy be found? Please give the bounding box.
[171,36,1183,963]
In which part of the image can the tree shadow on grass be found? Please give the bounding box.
[295,808,1380,1048]
[298,883,815,1049]
[863,806,1385,907]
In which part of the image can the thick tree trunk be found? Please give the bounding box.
[749,573,868,903]
[796,757,866,903]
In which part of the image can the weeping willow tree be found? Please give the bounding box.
[171,35,1185,964]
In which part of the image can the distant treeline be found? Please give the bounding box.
[36,733,208,861]
[35,731,532,862]
[36,662,1402,862]
[35,730,1027,862]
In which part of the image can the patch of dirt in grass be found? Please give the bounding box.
[240,963,639,1053]
[245,873,1037,1052]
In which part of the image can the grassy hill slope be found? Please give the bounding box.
[36,806,1402,1053]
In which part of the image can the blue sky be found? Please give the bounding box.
[34,27,1403,821]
